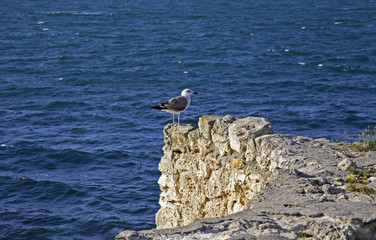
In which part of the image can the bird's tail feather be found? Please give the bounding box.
[151,105,163,110]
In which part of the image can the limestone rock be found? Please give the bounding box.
[198,115,221,140]
[228,116,273,153]
[211,115,236,156]
[154,116,277,229]
[337,158,354,171]
[116,115,376,240]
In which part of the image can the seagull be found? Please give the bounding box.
[151,89,198,126]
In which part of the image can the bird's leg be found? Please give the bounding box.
[178,114,180,126]
[172,114,175,124]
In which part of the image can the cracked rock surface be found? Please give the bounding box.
[116,116,376,240]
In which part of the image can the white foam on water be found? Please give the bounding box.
[1,144,14,148]
[51,11,108,16]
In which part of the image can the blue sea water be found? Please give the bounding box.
[1,0,376,239]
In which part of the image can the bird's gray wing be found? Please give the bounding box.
[161,96,188,111]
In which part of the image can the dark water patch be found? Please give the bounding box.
[46,100,92,109]
[1,175,87,203]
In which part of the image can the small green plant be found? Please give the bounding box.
[345,167,376,195]
[297,231,313,239]
[346,184,376,195]
[351,126,376,152]
[345,166,371,184]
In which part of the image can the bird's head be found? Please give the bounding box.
[181,89,198,96]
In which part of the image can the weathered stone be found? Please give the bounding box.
[155,116,277,229]
[116,115,376,240]
[198,115,221,140]
[211,115,236,156]
[337,158,354,171]
[155,203,180,229]
[205,169,225,199]
[246,134,293,171]
[228,116,273,153]
[369,177,376,182]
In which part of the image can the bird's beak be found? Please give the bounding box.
[193,91,198,95]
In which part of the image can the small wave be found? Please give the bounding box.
[282,48,307,55]
[14,175,88,202]
[50,11,112,16]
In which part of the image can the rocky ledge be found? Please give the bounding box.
[116,115,376,240]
